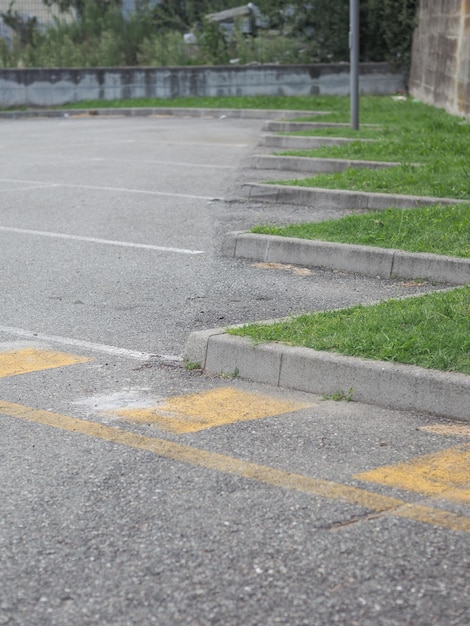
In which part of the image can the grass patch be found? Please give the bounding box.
[275,97,470,199]
[281,127,382,140]
[273,161,470,199]
[252,204,470,258]
[228,288,470,375]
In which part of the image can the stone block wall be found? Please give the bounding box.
[409,0,470,117]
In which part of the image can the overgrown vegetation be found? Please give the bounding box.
[252,204,470,259]
[228,288,470,375]
[0,0,419,69]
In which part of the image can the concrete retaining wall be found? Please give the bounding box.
[0,63,404,108]
[409,0,470,118]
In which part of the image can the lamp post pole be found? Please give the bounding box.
[350,0,360,130]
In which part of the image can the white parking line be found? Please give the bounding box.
[0,226,205,255]
[0,178,55,189]
[95,158,235,169]
[0,178,221,201]
[0,155,235,169]
[143,140,250,148]
[0,184,60,193]
[0,325,181,362]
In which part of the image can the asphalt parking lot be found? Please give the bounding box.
[0,112,468,625]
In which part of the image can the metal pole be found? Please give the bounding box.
[350,0,360,130]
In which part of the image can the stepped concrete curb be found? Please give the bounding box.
[263,120,381,132]
[221,232,470,285]
[184,328,470,421]
[0,107,316,121]
[260,134,375,149]
[244,183,465,210]
[251,154,400,173]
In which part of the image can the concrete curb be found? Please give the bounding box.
[183,329,470,421]
[185,106,468,422]
[251,154,400,173]
[263,120,380,132]
[0,107,316,121]
[244,182,465,210]
[260,134,375,149]
[221,232,470,285]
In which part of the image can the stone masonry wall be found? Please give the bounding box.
[409,0,470,117]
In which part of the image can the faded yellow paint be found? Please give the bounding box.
[355,444,470,503]
[1,399,469,534]
[0,348,91,379]
[420,424,470,439]
[116,387,311,433]
[252,262,313,276]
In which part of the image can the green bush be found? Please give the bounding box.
[0,0,419,71]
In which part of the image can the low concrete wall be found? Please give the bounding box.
[0,63,403,108]
[409,0,470,118]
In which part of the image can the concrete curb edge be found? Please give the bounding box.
[251,154,404,173]
[184,330,470,421]
[0,107,316,121]
[221,232,470,285]
[244,182,465,210]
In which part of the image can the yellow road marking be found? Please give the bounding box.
[0,348,92,378]
[420,424,470,438]
[355,444,470,503]
[116,387,311,433]
[252,262,313,276]
[1,399,469,534]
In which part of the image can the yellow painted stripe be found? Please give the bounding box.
[392,503,470,533]
[355,444,470,501]
[117,387,311,433]
[1,400,469,534]
[420,424,470,439]
[438,489,470,504]
[0,348,91,378]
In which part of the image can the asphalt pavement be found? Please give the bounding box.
[0,111,468,626]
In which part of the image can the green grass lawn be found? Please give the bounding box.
[273,162,470,199]
[252,204,470,258]
[274,96,470,199]
[228,287,470,375]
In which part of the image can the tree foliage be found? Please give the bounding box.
[38,0,419,65]
[1,0,419,73]
[1,2,38,46]
[42,0,121,17]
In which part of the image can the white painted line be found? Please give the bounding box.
[133,139,250,148]
[0,156,234,170]
[0,226,205,255]
[0,178,220,201]
[0,184,60,193]
[65,182,220,201]
[0,178,56,190]
[0,325,181,362]
[94,158,235,169]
